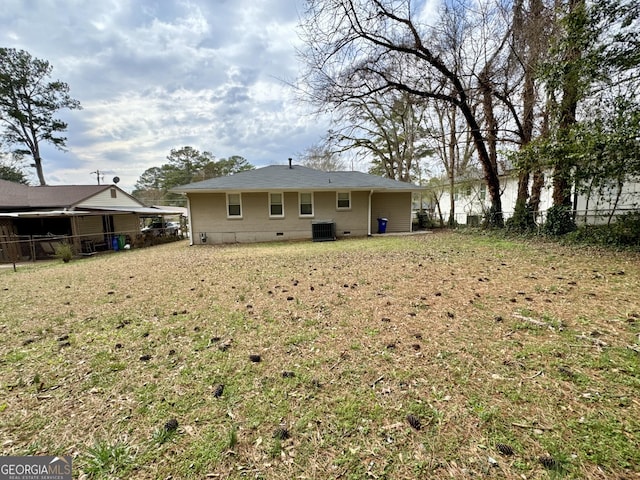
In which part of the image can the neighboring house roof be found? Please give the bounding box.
[0,180,185,218]
[171,165,420,193]
[0,179,115,209]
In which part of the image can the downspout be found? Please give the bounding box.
[410,192,414,232]
[186,195,194,246]
[368,190,373,236]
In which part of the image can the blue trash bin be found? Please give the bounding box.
[377,217,388,234]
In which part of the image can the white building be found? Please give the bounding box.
[432,172,640,226]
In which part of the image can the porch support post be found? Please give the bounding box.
[367,190,373,236]
[186,195,194,246]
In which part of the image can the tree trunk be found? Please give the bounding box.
[583,177,595,225]
[607,179,623,226]
[480,72,499,176]
[552,167,573,207]
[528,169,545,221]
[432,192,444,227]
[34,155,47,186]
[514,0,544,212]
[516,172,530,208]
[478,71,503,226]
[552,0,584,207]
[451,77,502,226]
[448,116,457,227]
[528,96,549,219]
[448,171,456,227]
[464,108,503,227]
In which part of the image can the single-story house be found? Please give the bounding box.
[171,162,420,244]
[0,180,181,262]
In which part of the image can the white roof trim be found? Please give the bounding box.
[78,206,183,215]
[0,206,182,218]
[0,210,93,218]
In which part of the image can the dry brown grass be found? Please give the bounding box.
[1,232,639,479]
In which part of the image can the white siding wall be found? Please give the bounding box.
[76,187,145,208]
[436,174,638,225]
[574,180,640,224]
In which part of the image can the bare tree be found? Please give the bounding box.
[490,0,555,227]
[326,91,432,182]
[298,142,346,171]
[426,99,476,225]
[298,0,508,226]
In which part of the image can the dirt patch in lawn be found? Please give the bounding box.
[1,233,639,479]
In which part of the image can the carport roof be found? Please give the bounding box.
[0,206,182,218]
[86,206,185,215]
[171,165,420,193]
[0,210,93,218]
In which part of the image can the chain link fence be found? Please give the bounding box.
[427,207,638,229]
[0,229,183,264]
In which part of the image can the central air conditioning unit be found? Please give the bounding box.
[312,221,336,242]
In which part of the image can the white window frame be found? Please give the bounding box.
[299,192,314,217]
[336,191,351,210]
[226,192,243,218]
[269,192,285,218]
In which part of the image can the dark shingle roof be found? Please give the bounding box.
[171,165,420,193]
[0,179,112,208]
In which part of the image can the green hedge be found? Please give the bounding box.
[565,212,640,247]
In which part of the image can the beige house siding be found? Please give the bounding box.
[189,192,236,244]
[0,219,20,262]
[314,191,369,237]
[113,214,140,235]
[73,214,139,243]
[75,215,104,242]
[189,190,377,244]
[371,192,413,233]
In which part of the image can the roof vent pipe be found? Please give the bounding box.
[288,158,293,169]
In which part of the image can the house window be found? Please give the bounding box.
[110,188,117,199]
[269,193,284,217]
[480,185,486,201]
[337,192,351,210]
[465,185,472,197]
[227,193,242,218]
[299,192,314,216]
[454,188,459,201]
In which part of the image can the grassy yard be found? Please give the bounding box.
[1,232,639,479]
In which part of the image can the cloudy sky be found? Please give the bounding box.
[1,0,331,191]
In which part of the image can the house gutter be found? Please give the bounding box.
[367,190,373,236]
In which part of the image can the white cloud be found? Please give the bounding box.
[1,0,330,190]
